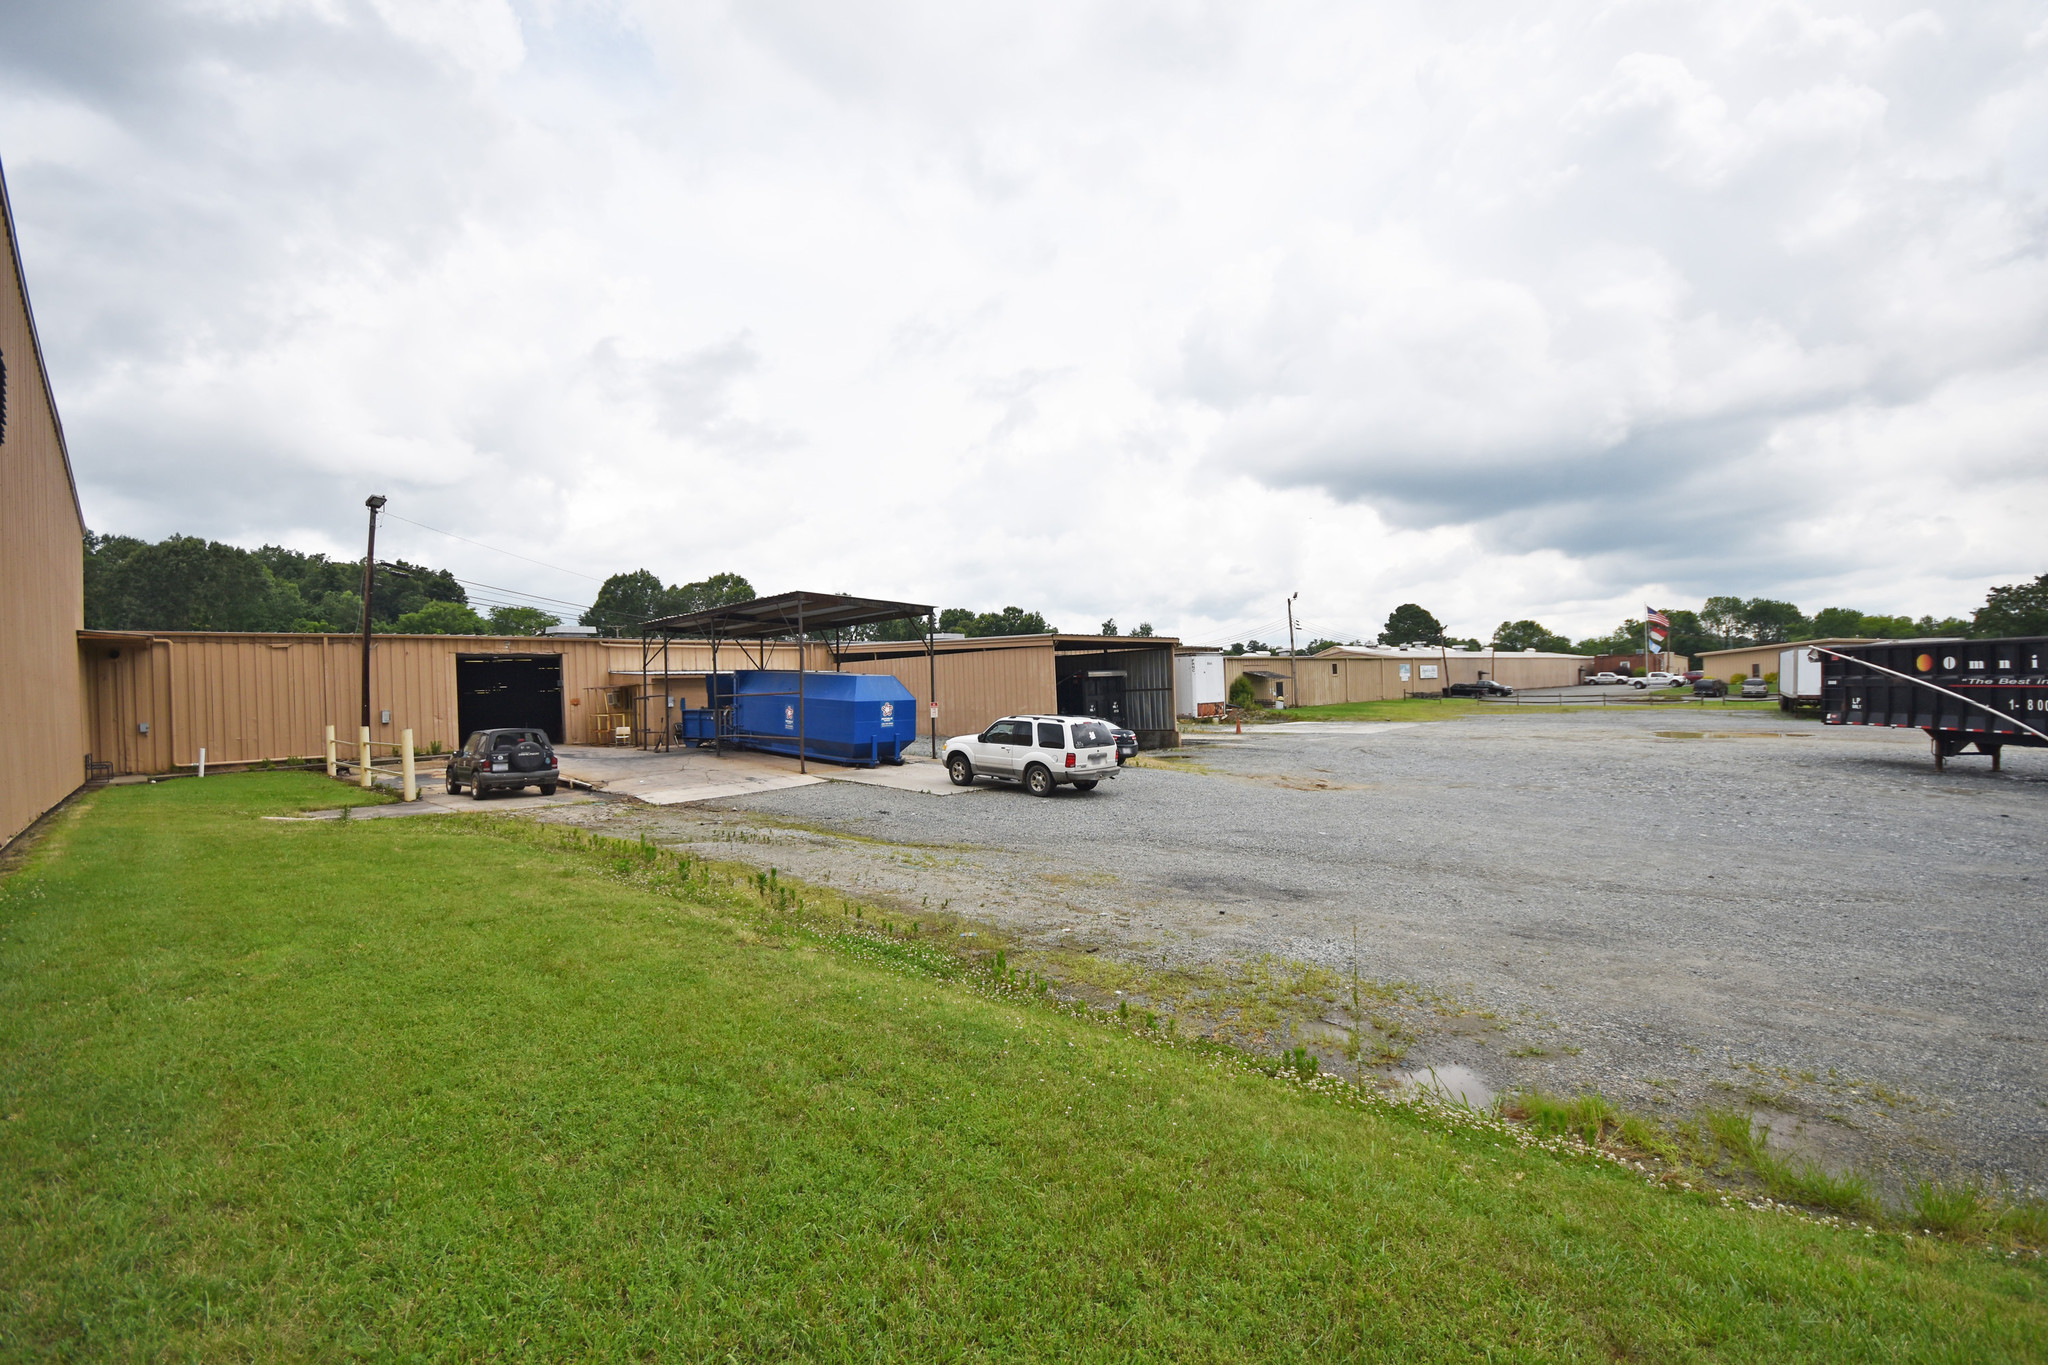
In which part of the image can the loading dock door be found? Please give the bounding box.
[1056,670,1128,725]
[456,654,564,743]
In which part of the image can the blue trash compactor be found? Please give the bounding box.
[680,670,918,767]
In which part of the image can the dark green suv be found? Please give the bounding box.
[446,728,558,798]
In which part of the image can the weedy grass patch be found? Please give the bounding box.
[0,773,2043,1361]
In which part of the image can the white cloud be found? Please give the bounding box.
[2,0,2044,645]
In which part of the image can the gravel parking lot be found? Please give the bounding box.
[547,707,2048,1186]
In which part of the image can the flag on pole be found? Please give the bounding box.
[1644,605,1669,648]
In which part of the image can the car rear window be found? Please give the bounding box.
[1072,721,1114,748]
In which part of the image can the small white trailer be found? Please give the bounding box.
[1777,645,1826,711]
[1175,649,1227,717]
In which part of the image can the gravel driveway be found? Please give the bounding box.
[546,708,2048,1186]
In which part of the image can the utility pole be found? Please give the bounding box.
[360,495,386,736]
[1285,591,1300,708]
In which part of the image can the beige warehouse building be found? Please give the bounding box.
[1224,645,1588,707]
[68,628,1184,778]
[1698,638,1877,683]
[0,161,88,849]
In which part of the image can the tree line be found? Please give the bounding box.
[1223,575,2048,660]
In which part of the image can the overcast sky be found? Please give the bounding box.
[4,0,2045,644]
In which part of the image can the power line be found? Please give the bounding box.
[382,512,607,583]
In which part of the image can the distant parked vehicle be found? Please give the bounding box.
[1106,723,1138,764]
[1446,680,1515,697]
[446,728,559,798]
[1740,676,1771,699]
[1682,670,1705,683]
[1588,671,1623,685]
[1693,678,1729,697]
[945,715,1120,795]
[1632,671,1684,689]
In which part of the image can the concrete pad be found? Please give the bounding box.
[553,744,824,806]
[551,743,973,804]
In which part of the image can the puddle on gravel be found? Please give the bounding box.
[1396,1064,1495,1110]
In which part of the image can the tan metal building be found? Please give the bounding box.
[1223,645,1588,707]
[74,629,1186,775]
[1698,638,1877,684]
[0,162,88,849]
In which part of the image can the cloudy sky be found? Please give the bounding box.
[4,0,2045,644]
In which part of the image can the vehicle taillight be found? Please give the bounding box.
[549,755,557,767]
[1065,752,1076,768]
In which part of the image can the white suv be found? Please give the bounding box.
[946,716,1120,796]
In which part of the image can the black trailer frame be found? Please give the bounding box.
[1818,637,2048,771]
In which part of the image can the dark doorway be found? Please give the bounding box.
[1056,669,1128,725]
[456,654,564,743]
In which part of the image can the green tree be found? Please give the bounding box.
[1133,622,1154,637]
[84,532,305,631]
[1490,620,1575,652]
[1810,607,1865,637]
[658,572,756,619]
[1740,598,1809,644]
[1379,604,1445,646]
[385,600,489,635]
[1699,596,1746,649]
[936,606,1054,637]
[1973,572,2048,637]
[1227,674,1257,709]
[1662,609,1712,661]
[1099,619,1119,636]
[582,571,666,635]
[488,606,560,635]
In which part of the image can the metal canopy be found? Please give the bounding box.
[641,590,934,639]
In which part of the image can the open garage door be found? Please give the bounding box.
[456,654,564,743]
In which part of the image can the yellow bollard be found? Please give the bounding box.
[359,725,373,789]
[325,724,337,778]
[401,728,417,802]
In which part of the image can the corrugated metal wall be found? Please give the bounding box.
[79,634,626,773]
[0,173,88,846]
[838,641,1057,743]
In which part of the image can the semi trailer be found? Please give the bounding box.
[1818,637,2048,771]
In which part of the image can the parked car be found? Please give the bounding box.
[1106,723,1138,764]
[446,727,559,798]
[1682,670,1705,683]
[1692,677,1729,697]
[1631,671,1685,689]
[1740,676,1771,699]
[1587,671,1623,685]
[945,716,1120,796]
[1446,680,1515,697]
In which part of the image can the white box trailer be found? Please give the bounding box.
[1175,650,1226,717]
[1778,645,1826,710]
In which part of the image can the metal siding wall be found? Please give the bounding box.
[840,643,1057,740]
[0,192,88,845]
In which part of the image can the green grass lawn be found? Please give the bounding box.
[2,775,2040,1360]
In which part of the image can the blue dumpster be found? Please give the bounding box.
[719,670,917,767]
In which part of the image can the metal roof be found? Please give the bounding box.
[641,590,934,639]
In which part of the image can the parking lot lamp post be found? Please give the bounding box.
[1286,591,1299,708]
[359,495,386,783]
